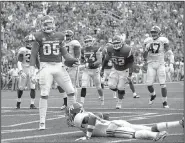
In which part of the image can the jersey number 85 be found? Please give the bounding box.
[43,43,60,55]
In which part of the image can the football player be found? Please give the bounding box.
[143,26,170,108]
[80,35,104,105]
[29,15,79,130]
[66,102,184,141]
[101,34,134,109]
[58,30,82,110]
[16,34,38,109]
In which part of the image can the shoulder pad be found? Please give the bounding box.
[159,37,169,44]
[144,37,152,44]
[71,40,81,47]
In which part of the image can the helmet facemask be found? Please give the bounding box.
[42,18,55,33]
[84,39,94,47]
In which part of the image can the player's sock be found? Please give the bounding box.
[148,86,155,95]
[63,97,67,106]
[30,89,35,99]
[80,88,86,104]
[17,90,23,98]
[129,82,135,93]
[151,121,182,132]
[101,83,104,89]
[39,97,48,124]
[161,87,167,102]
[97,89,104,99]
[134,130,157,140]
[31,98,35,104]
[74,87,78,100]
[67,93,76,107]
[118,90,125,99]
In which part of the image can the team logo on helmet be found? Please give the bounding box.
[41,15,56,33]
[84,35,95,47]
[150,26,161,40]
[24,34,35,49]
[65,30,74,42]
[112,35,125,50]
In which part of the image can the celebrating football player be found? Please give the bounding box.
[58,30,82,110]
[143,26,171,108]
[16,34,39,109]
[66,102,184,141]
[101,34,134,109]
[29,15,79,130]
[80,35,104,105]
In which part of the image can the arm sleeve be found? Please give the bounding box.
[30,40,39,67]
[74,45,81,59]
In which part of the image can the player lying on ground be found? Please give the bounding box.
[66,102,184,141]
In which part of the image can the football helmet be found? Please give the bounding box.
[84,35,95,47]
[66,102,84,127]
[150,26,161,40]
[65,30,74,42]
[112,35,125,50]
[24,34,35,49]
[41,15,55,33]
[74,112,89,128]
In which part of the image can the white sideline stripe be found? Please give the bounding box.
[1,131,82,142]
[1,131,183,142]
[111,133,184,143]
[2,115,65,128]
[1,107,183,111]
[2,128,38,133]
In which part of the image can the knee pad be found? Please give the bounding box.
[160,84,166,88]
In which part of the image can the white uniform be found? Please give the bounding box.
[17,47,36,90]
[64,40,81,86]
[145,37,169,85]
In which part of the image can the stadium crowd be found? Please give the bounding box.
[1,1,184,90]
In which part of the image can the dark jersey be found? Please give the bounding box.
[81,43,101,69]
[33,31,66,62]
[106,44,133,71]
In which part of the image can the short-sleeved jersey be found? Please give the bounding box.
[145,37,169,63]
[64,40,81,58]
[33,31,66,62]
[81,43,101,69]
[106,44,132,71]
[17,47,31,67]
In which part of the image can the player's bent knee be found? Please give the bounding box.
[118,90,125,95]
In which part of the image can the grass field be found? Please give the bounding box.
[1,82,184,143]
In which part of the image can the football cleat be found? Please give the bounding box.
[179,117,184,128]
[154,131,168,141]
[16,102,21,109]
[30,104,37,109]
[149,95,156,105]
[116,101,122,109]
[133,94,140,98]
[61,104,67,110]
[39,123,46,130]
[163,101,169,108]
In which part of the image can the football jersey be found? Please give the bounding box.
[64,40,81,58]
[106,44,132,71]
[33,31,66,62]
[81,43,101,69]
[145,37,169,63]
[17,47,31,67]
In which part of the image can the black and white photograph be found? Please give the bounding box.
[1,1,184,142]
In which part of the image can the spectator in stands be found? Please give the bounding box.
[8,64,19,91]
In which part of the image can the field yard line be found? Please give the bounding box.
[1,130,82,142]
[2,115,65,128]
[2,128,38,133]
[1,131,183,142]
[2,107,183,111]
[111,133,184,142]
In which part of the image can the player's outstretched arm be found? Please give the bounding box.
[93,51,102,67]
